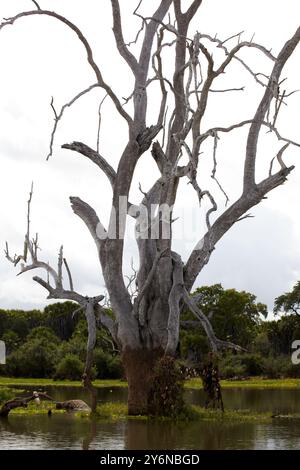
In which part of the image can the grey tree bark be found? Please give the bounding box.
[2,1,300,415]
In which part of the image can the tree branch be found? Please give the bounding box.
[184,162,295,291]
[47,84,99,160]
[64,143,139,218]
[95,304,118,345]
[201,120,300,148]
[110,0,140,76]
[70,196,105,252]
[63,142,116,187]
[244,26,300,192]
[133,0,173,126]
[0,9,132,125]
[215,40,276,77]
[184,0,203,22]
[63,257,74,292]
[183,289,244,352]
[0,392,55,418]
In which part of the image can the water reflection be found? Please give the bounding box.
[124,419,258,450]
[2,414,300,450]
[1,386,300,450]
[82,419,97,450]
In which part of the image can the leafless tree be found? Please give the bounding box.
[1,1,300,415]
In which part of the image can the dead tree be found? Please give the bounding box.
[4,185,108,413]
[1,1,300,415]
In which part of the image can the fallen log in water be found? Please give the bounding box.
[0,391,92,417]
[0,391,55,418]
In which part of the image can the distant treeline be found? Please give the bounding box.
[0,302,123,380]
[0,303,77,342]
[0,284,300,380]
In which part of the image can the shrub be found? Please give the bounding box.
[5,338,58,378]
[261,356,286,378]
[93,349,124,379]
[219,353,263,378]
[219,355,244,378]
[57,337,87,363]
[93,349,110,379]
[26,327,60,344]
[252,331,272,356]
[54,354,85,380]
[241,354,264,376]
[180,330,209,363]
[148,356,185,417]
[107,355,124,379]
[280,360,300,378]
[221,363,246,379]
[261,355,300,378]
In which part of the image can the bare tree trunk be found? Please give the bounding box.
[122,348,163,415]
[82,299,98,413]
[82,351,97,414]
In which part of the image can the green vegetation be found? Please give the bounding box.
[190,407,272,423]
[0,387,20,402]
[148,356,186,418]
[186,377,300,389]
[4,397,300,423]
[181,284,267,358]
[2,376,300,391]
[274,281,300,316]
[2,394,300,422]
[180,284,300,379]
[96,402,128,420]
[0,302,123,381]
[6,403,64,416]
[54,354,86,381]
[0,377,126,388]
[0,399,273,422]
[1,283,300,384]
[96,402,273,423]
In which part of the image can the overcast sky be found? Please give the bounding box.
[0,0,300,315]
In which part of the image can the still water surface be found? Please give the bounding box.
[0,386,300,450]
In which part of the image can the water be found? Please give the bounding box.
[1,385,300,450]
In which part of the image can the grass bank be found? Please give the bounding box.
[0,377,126,388]
[185,378,300,389]
[1,376,300,390]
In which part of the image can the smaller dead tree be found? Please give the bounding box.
[4,186,113,413]
[72,297,105,413]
